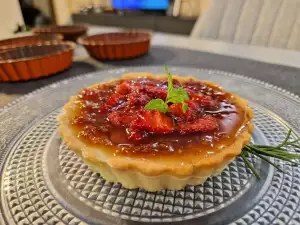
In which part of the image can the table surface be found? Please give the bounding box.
[80,26,300,69]
[1,25,300,108]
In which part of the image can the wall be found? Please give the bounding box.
[0,0,25,39]
[179,0,210,18]
[33,0,51,17]
[53,0,71,25]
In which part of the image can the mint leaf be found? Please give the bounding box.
[182,102,188,113]
[167,87,189,103]
[144,99,168,113]
[144,66,190,113]
[164,66,173,98]
[176,87,189,100]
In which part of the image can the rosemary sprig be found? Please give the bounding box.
[241,129,300,178]
[240,151,261,179]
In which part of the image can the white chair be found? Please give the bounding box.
[0,0,25,39]
[190,0,300,50]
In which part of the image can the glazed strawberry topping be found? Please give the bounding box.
[98,79,222,141]
[72,78,243,154]
[178,116,219,135]
[107,111,137,127]
[190,94,219,110]
[131,110,174,134]
[168,100,200,121]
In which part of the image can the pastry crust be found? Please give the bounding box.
[57,72,253,190]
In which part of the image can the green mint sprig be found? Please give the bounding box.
[144,99,168,113]
[144,66,189,113]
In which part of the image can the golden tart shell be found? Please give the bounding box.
[57,73,254,191]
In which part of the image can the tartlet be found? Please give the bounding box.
[58,73,253,191]
[0,42,74,82]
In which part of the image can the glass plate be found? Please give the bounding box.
[1,66,300,225]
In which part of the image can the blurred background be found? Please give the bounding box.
[0,0,210,39]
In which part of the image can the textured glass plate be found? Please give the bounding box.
[1,66,300,225]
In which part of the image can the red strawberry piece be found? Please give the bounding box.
[186,100,200,111]
[168,100,200,121]
[101,93,126,113]
[107,111,137,127]
[168,103,185,117]
[177,115,219,134]
[127,92,151,107]
[131,110,174,134]
[144,86,168,100]
[190,94,219,110]
[116,81,132,94]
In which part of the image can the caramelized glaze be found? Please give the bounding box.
[70,78,248,159]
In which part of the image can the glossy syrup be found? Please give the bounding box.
[70,78,248,159]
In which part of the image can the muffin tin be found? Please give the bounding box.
[78,31,151,60]
[32,25,88,42]
[0,42,75,82]
[0,34,63,51]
